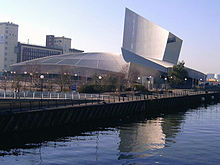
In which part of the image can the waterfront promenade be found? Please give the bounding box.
[0,90,216,114]
[0,89,219,135]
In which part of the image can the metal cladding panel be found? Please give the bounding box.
[163,33,182,64]
[121,48,168,73]
[123,8,169,61]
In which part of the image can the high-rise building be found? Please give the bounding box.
[0,22,18,71]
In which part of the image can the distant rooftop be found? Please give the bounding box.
[0,22,18,26]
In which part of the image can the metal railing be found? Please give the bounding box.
[0,91,102,100]
[0,90,217,114]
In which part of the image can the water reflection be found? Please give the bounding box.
[1,103,217,164]
[119,118,165,152]
[118,111,186,160]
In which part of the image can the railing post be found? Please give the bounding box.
[50,93,52,99]
[3,91,6,99]
[33,92,35,99]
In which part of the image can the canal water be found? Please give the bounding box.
[0,103,220,165]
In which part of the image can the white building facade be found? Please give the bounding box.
[0,22,18,71]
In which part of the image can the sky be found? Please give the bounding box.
[1,0,220,74]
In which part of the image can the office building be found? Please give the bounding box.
[16,35,83,63]
[0,22,18,71]
[46,35,83,53]
[16,42,63,63]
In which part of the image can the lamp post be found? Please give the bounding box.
[40,74,44,92]
[98,75,102,85]
[29,73,33,91]
[24,71,27,91]
[164,77,167,90]
[137,76,141,85]
[184,77,187,88]
[74,73,78,86]
[3,70,7,93]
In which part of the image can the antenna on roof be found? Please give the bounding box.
[27,39,29,44]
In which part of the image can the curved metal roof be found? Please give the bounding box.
[11,52,127,73]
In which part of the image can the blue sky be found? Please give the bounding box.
[1,0,220,74]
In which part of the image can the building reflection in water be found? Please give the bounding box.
[118,115,184,160]
[118,118,165,154]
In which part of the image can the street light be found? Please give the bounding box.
[137,76,141,85]
[40,74,44,92]
[24,71,27,91]
[164,77,168,89]
[98,75,102,86]
[184,77,187,88]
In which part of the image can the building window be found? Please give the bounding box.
[5,47,7,50]
[5,30,8,33]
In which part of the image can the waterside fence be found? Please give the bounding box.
[0,90,220,134]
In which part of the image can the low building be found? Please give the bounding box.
[10,52,126,77]
[206,73,215,80]
[16,42,63,63]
